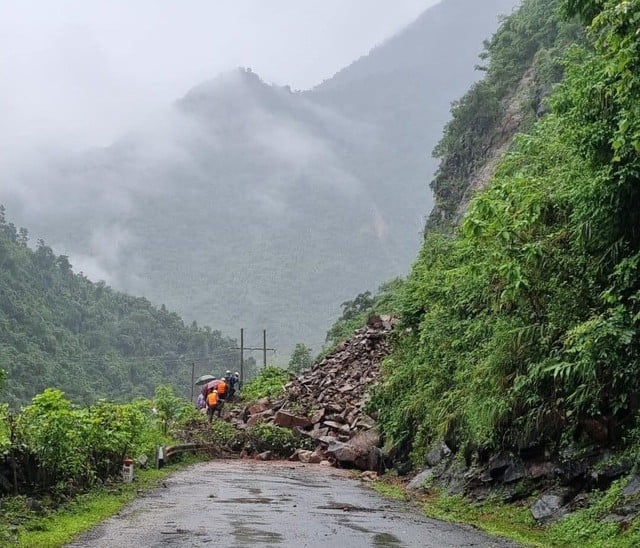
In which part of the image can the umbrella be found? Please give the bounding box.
[205,379,222,391]
[195,374,216,386]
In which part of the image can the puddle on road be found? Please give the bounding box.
[212,496,274,504]
[337,516,406,546]
[336,516,371,533]
[317,501,377,512]
[237,475,326,490]
[372,532,404,547]
[232,522,284,545]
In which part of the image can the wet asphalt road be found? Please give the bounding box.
[67,460,518,548]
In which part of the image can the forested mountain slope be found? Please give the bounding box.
[373,0,640,467]
[2,0,518,360]
[0,207,237,408]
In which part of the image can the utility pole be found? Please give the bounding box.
[263,329,267,368]
[190,361,195,402]
[240,328,244,386]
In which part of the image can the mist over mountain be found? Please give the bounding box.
[3,0,520,359]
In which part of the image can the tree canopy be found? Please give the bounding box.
[372,0,640,463]
[0,206,238,408]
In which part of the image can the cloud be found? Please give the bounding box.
[0,0,437,153]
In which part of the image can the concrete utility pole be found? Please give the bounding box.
[190,361,195,402]
[236,329,275,382]
[240,328,244,386]
[263,329,267,368]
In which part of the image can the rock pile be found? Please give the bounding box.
[236,315,397,470]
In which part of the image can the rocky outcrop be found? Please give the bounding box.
[453,68,536,224]
[404,443,639,524]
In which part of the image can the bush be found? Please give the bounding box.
[7,388,181,496]
[240,366,289,402]
[245,424,310,457]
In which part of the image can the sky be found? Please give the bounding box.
[1,0,439,152]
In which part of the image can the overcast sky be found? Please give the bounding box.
[1,0,439,153]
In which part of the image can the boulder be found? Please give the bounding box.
[274,411,312,429]
[246,410,274,427]
[326,442,360,463]
[408,469,435,490]
[530,493,567,521]
[503,464,526,484]
[295,450,323,464]
[623,475,640,497]
[247,398,271,415]
[425,443,452,467]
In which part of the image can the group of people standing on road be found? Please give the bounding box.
[196,370,240,422]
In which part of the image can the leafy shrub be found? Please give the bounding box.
[210,420,241,446]
[16,389,93,492]
[240,366,289,402]
[9,388,178,496]
[245,424,309,457]
[0,404,9,454]
[153,385,196,435]
[373,0,640,463]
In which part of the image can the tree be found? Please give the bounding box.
[288,343,312,374]
[563,0,604,23]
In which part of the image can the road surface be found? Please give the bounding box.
[67,460,518,547]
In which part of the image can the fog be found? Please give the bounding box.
[1,0,436,286]
[1,0,438,153]
[0,0,516,356]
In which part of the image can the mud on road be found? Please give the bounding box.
[67,460,518,548]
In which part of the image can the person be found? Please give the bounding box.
[234,372,241,394]
[217,377,227,402]
[205,388,218,422]
[227,375,236,401]
[226,370,236,401]
[196,392,205,411]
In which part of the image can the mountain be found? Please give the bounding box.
[0,207,239,407]
[2,0,520,360]
[366,1,640,540]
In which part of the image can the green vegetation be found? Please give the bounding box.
[240,366,290,402]
[324,278,403,349]
[546,479,640,547]
[370,480,407,501]
[372,0,640,466]
[244,423,312,457]
[428,0,585,230]
[0,387,192,498]
[0,382,201,546]
[370,474,640,547]
[287,343,312,374]
[421,492,545,547]
[0,205,238,408]
[0,463,180,547]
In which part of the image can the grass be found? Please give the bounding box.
[370,479,409,501]
[370,475,544,546]
[369,473,640,548]
[420,491,547,547]
[0,459,197,548]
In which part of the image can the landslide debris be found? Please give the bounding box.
[175,315,396,471]
[234,315,397,469]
